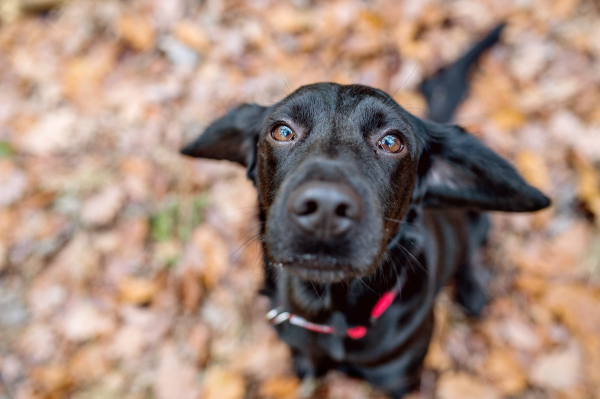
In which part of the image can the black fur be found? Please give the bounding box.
[181,25,550,398]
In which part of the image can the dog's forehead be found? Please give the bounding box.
[271,83,410,130]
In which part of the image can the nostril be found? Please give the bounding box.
[297,200,318,216]
[335,203,349,218]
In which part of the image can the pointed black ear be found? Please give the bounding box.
[181,103,270,168]
[416,121,551,212]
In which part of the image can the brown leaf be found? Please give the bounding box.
[483,348,527,395]
[265,6,311,34]
[18,324,56,363]
[154,343,200,399]
[62,44,118,110]
[202,367,245,399]
[174,21,210,53]
[60,302,116,342]
[19,109,76,155]
[80,186,125,227]
[258,376,300,399]
[47,232,100,286]
[187,323,211,366]
[0,160,27,207]
[108,326,146,361]
[68,345,110,385]
[30,365,72,393]
[180,269,203,313]
[192,226,229,289]
[436,372,500,399]
[573,153,600,226]
[529,344,582,390]
[118,15,155,51]
[118,276,157,305]
[514,150,551,191]
[0,240,7,272]
[543,283,600,339]
[499,317,542,352]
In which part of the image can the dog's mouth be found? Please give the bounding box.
[268,252,383,283]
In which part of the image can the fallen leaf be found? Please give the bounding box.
[30,364,72,393]
[179,269,203,313]
[154,343,200,399]
[18,324,56,363]
[60,302,116,342]
[529,344,582,390]
[499,317,542,352]
[202,367,245,399]
[108,326,146,361]
[118,276,157,305]
[187,323,211,366]
[258,376,300,399]
[483,348,527,395]
[542,283,600,339]
[19,109,76,155]
[118,15,155,51]
[191,226,229,288]
[515,150,550,191]
[62,44,118,110]
[0,240,7,272]
[436,372,500,399]
[68,345,110,385]
[174,21,210,53]
[80,186,125,227]
[573,153,600,226]
[0,160,27,207]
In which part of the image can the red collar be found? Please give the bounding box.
[266,283,401,340]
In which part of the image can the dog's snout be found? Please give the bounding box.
[288,182,363,238]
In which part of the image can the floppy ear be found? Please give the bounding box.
[181,104,270,178]
[416,121,551,212]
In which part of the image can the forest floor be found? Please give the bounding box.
[0,0,599,398]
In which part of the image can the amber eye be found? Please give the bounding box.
[378,134,404,153]
[271,125,295,142]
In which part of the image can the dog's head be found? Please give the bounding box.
[182,83,549,282]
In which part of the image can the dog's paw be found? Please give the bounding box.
[456,280,487,317]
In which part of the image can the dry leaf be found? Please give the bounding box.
[180,269,203,313]
[436,372,500,399]
[118,15,155,51]
[108,326,146,361]
[80,186,124,227]
[515,150,550,190]
[60,302,116,342]
[259,376,300,399]
[187,323,211,366]
[30,365,72,393]
[191,226,229,289]
[118,276,157,305]
[202,367,245,399]
[0,160,27,207]
[68,345,109,385]
[483,348,527,395]
[0,240,7,272]
[174,21,210,53]
[154,343,200,399]
[529,345,582,390]
[499,317,542,352]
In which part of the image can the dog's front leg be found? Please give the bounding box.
[350,310,435,399]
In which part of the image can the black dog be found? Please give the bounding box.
[182,25,549,398]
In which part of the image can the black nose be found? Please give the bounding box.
[288,182,363,238]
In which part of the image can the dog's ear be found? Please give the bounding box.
[181,104,270,178]
[416,121,550,212]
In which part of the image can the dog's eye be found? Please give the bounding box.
[271,125,295,142]
[378,134,404,153]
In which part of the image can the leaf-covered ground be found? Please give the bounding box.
[0,0,599,398]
